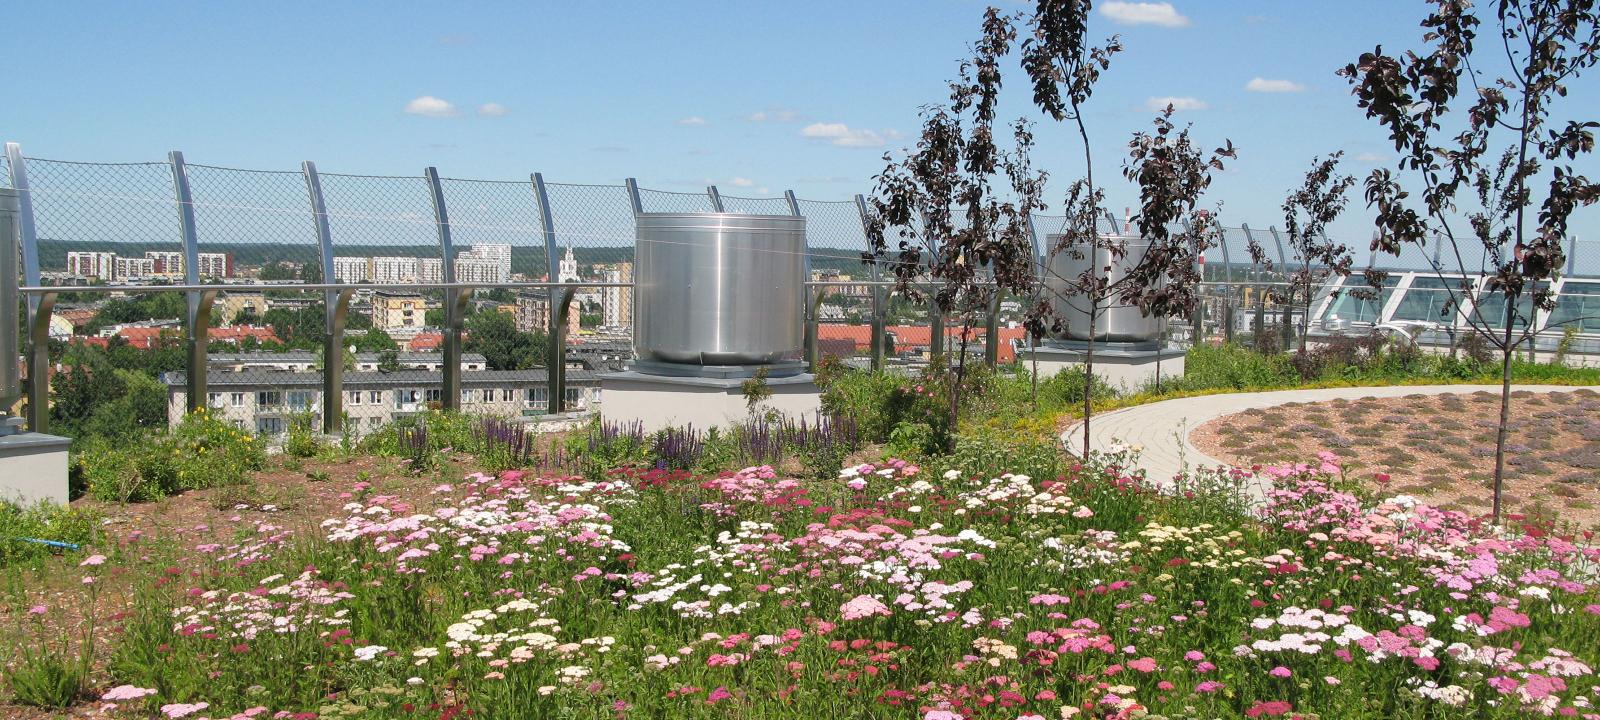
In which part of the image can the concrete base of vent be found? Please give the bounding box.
[0,432,71,507]
[599,371,821,433]
[1024,342,1185,391]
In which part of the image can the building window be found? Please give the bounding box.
[369,390,381,404]
[565,388,581,407]
[348,390,362,405]
[230,392,245,408]
[256,416,285,435]
[369,416,383,428]
[257,391,281,408]
[526,387,548,408]
[396,389,420,407]
[207,392,223,408]
[425,388,442,403]
[287,391,316,411]
[501,388,512,402]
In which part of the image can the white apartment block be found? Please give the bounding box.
[145,250,185,276]
[455,257,501,284]
[461,243,512,282]
[602,262,633,327]
[113,256,158,280]
[372,256,421,284]
[165,369,600,437]
[196,252,232,278]
[66,251,115,279]
[332,256,371,283]
[420,258,444,284]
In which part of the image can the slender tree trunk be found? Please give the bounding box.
[1492,302,1516,525]
[1082,301,1097,458]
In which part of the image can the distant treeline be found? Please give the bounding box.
[37,240,876,277]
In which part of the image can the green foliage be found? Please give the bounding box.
[75,409,266,503]
[820,365,957,448]
[4,646,88,708]
[741,367,773,417]
[0,502,101,568]
[464,310,547,371]
[929,429,1065,484]
[285,410,323,458]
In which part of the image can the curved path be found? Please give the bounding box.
[1060,384,1589,491]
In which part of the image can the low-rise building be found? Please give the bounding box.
[206,351,487,374]
[162,368,601,437]
[371,291,430,331]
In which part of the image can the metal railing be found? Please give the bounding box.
[3,144,1594,440]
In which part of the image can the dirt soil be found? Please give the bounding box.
[1190,388,1600,530]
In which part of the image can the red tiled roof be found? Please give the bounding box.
[406,332,444,351]
[76,325,282,350]
[815,324,1028,363]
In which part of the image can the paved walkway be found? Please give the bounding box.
[1060,384,1588,489]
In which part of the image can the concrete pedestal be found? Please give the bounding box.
[0,432,71,507]
[1024,341,1185,391]
[600,371,822,433]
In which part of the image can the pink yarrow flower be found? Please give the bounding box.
[840,594,891,621]
[102,685,157,701]
[161,703,209,718]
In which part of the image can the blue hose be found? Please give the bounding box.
[7,537,81,551]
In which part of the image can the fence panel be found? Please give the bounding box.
[317,173,442,273]
[185,165,320,278]
[25,158,182,276]
[637,188,716,214]
[719,194,791,216]
[439,177,547,281]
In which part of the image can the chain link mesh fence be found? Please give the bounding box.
[8,148,1600,444]
[719,194,792,216]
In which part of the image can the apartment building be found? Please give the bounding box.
[332,256,371,283]
[371,291,430,331]
[164,369,600,436]
[600,262,633,328]
[66,251,114,279]
[206,351,487,374]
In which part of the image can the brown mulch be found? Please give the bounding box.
[1190,388,1600,530]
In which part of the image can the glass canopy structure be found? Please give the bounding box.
[1308,272,1600,337]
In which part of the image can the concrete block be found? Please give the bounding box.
[0,432,71,507]
[599,371,821,433]
[1024,342,1185,392]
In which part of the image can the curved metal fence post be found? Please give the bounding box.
[624,178,644,216]
[186,290,219,413]
[322,289,355,434]
[4,145,40,315]
[550,286,576,413]
[0,189,20,419]
[854,195,886,369]
[302,161,346,433]
[170,151,211,415]
[530,173,568,414]
[26,292,56,432]
[706,186,725,212]
[424,167,461,412]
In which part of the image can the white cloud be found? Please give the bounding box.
[404,96,458,118]
[747,107,802,123]
[1245,77,1306,93]
[1145,96,1208,111]
[677,116,709,126]
[477,102,509,117]
[1355,151,1388,163]
[800,122,902,148]
[1100,2,1190,27]
[730,177,755,187]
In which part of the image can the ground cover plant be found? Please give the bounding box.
[1194,389,1600,528]
[6,443,1600,718]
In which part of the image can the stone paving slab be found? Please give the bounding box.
[1060,384,1589,491]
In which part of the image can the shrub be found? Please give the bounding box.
[0,502,101,568]
[284,410,323,458]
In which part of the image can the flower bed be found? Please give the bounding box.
[19,456,1600,719]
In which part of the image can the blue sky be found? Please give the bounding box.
[5,0,1595,245]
